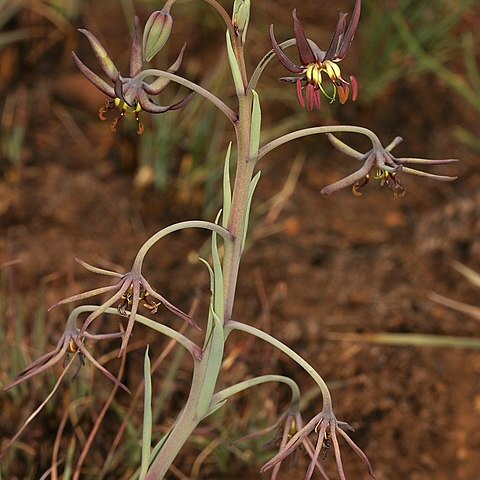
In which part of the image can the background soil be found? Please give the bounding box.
[1,1,479,479]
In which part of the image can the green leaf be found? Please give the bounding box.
[212,211,224,320]
[249,90,261,159]
[225,30,244,96]
[139,346,152,480]
[222,142,232,228]
[241,171,261,252]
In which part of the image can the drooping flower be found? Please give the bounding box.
[270,0,361,110]
[73,16,192,134]
[49,258,195,357]
[3,311,128,393]
[261,408,375,480]
[322,134,458,196]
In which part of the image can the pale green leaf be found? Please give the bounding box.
[222,142,232,228]
[249,90,261,159]
[139,346,152,480]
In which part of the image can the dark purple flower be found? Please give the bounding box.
[270,0,361,110]
[73,16,192,135]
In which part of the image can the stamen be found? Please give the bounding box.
[136,112,144,135]
[352,174,369,196]
[98,99,115,121]
[111,110,126,132]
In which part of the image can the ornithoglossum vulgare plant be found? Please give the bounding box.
[3,0,459,478]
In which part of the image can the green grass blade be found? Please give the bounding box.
[327,332,480,349]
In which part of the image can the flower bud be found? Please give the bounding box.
[232,0,250,43]
[143,9,173,62]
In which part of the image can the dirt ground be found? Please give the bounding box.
[1,1,479,479]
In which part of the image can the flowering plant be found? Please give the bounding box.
[3,0,458,478]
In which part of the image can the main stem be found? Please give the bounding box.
[145,42,255,478]
[222,93,255,319]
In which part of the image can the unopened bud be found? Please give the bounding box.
[143,9,173,62]
[232,0,250,43]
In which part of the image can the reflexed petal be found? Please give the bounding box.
[77,342,130,393]
[337,0,361,60]
[118,281,141,357]
[3,350,65,390]
[144,43,187,95]
[75,258,124,278]
[292,10,315,65]
[78,29,118,81]
[327,133,364,160]
[395,157,459,165]
[269,25,304,74]
[321,153,376,195]
[138,90,194,114]
[400,166,458,181]
[324,12,348,61]
[49,283,122,310]
[130,16,143,77]
[72,52,115,98]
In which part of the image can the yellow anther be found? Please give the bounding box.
[324,61,341,81]
[306,64,315,83]
[114,98,142,113]
[67,338,77,353]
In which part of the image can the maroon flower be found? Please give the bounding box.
[270,0,361,110]
[73,16,192,134]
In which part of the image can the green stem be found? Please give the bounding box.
[212,374,301,407]
[227,320,332,410]
[133,220,233,271]
[257,125,382,163]
[145,39,255,480]
[222,94,256,320]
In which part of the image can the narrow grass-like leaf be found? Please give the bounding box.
[199,257,216,343]
[452,261,480,289]
[249,90,261,160]
[139,346,152,480]
[225,30,244,96]
[326,332,480,349]
[197,304,225,418]
[241,171,261,252]
[222,142,232,228]
[212,211,224,320]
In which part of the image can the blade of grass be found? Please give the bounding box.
[326,332,480,349]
